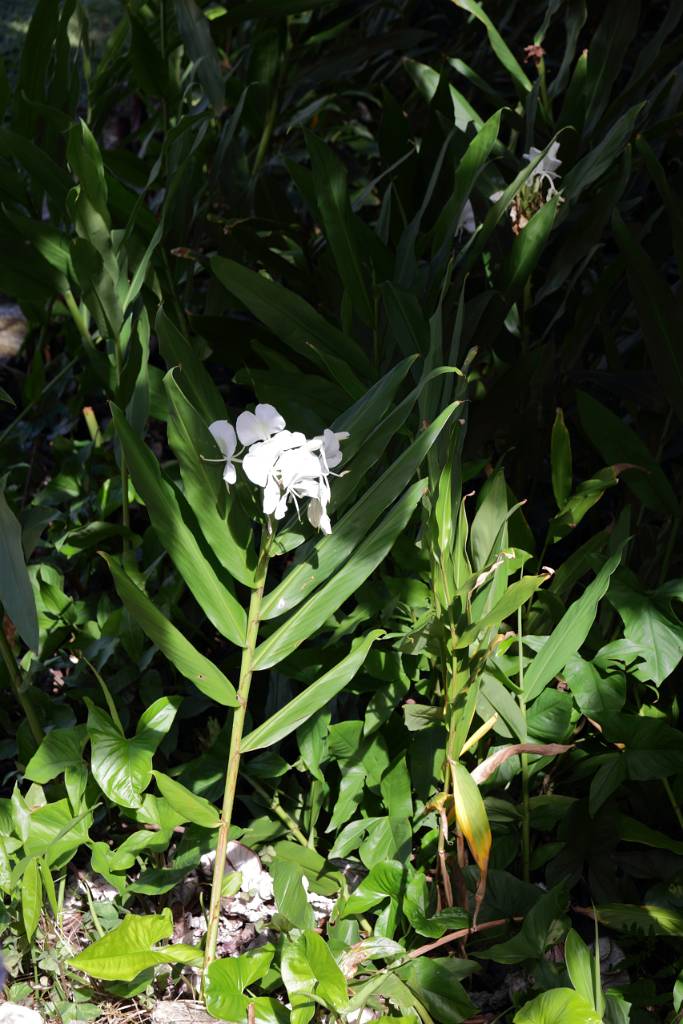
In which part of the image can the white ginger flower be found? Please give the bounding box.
[208,420,237,486]
[490,141,562,206]
[523,140,562,189]
[208,403,348,533]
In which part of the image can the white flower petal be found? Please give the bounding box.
[308,498,331,534]
[456,200,476,237]
[274,494,290,520]
[243,444,275,487]
[278,448,322,489]
[236,403,286,445]
[320,428,349,470]
[523,142,561,180]
[223,462,237,486]
[208,420,236,458]
[262,477,281,515]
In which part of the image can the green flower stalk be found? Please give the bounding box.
[203,526,273,974]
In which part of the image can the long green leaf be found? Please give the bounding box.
[431,108,503,256]
[211,256,371,388]
[152,771,220,828]
[576,391,677,516]
[613,210,683,423]
[174,0,225,113]
[0,489,39,652]
[306,131,372,325]
[253,480,426,670]
[452,0,532,94]
[524,541,627,702]
[103,555,238,707]
[242,631,383,752]
[457,574,550,648]
[332,366,459,510]
[502,196,559,299]
[155,308,225,425]
[111,404,247,646]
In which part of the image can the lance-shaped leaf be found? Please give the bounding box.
[243,631,383,752]
[452,0,532,94]
[551,409,572,510]
[155,308,225,425]
[253,480,426,670]
[211,256,371,387]
[306,131,372,325]
[21,858,41,940]
[0,488,39,652]
[456,574,550,648]
[331,356,417,459]
[67,908,201,981]
[174,0,225,114]
[111,404,247,646]
[103,555,237,706]
[450,760,491,923]
[262,402,459,619]
[502,196,560,301]
[151,771,220,828]
[613,209,683,423]
[431,108,503,256]
[523,540,627,702]
[576,391,677,516]
[331,366,459,511]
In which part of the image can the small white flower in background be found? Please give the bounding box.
[455,199,476,238]
[207,405,348,534]
[208,420,237,485]
[523,140,562,190]
[490,140,563,236]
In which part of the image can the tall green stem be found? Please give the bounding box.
[111,332,130,538]
[517,604,530,883]
[0,617,43,745]
[203,528,273,975]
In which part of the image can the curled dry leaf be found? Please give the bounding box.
[470,743,573,784]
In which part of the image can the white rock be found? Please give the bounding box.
[0,1005,44,1024]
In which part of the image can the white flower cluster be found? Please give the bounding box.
[208,404,348,535]
[488,141,563,207]
[522,140,562,196]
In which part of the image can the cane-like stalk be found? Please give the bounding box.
[203,526,273,974]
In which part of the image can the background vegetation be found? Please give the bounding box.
[0,1,682,1022]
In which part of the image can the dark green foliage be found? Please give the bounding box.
[0,1,681,1021]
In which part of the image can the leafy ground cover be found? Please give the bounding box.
[0,1,682,1022]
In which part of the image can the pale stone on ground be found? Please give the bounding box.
[0,1004,44,1024]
